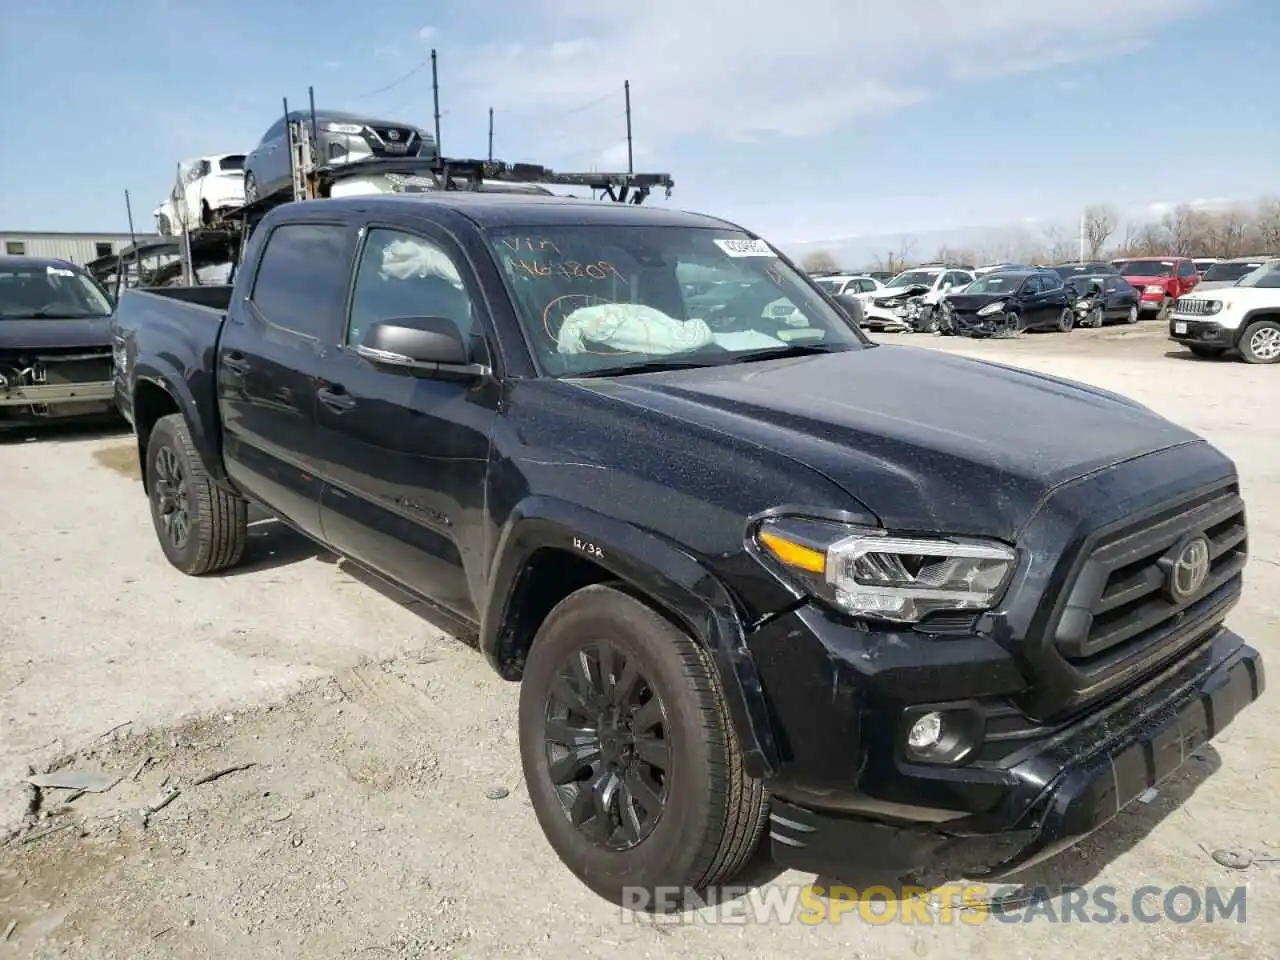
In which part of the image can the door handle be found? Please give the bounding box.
[222,354,251,375]
[317,385,357,412]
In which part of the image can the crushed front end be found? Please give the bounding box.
[0,346,119,428]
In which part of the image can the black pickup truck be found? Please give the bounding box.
[111,192,1264,906]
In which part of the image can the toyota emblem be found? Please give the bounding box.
[387,130,400,141]
[1167,535,1211,601]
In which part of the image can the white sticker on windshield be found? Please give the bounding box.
[714,238,777,258]
[46,266,75,277]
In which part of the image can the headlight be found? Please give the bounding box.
[1206,301,1224,314]
[323,122,365,135]
[1145,285,1164,294]
[1076,298,1093,310]
[976,301,1006,316]
[753,516,1017,624]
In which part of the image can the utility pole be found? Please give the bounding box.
[488,107,494,162]
[431,49,442,153]
[1079,212,1086,260]
[624,80,634,173]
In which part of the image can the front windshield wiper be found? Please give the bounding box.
[1,309,107,319]
[725,343,853,363]
[569,358,721,378]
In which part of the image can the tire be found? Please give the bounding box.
[1056,308,1075,332]
[1188,345,1226,359]
[1087,307,1104,328]
[145,413,248,575]
[519,584,768,908]
[244,171,259,204]
[1239,319,1280,364]
[1125,304,1139,324]
[919,305,940,334]
[1157,297,1174,323]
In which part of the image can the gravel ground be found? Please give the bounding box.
[1,323,1278,959]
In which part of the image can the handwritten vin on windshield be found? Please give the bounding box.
[506,258,625,282]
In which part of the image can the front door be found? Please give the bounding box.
[313,224,499,620]
[217,219,357,538]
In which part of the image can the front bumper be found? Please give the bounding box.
[863,303,913,329]
[1168,317,1234,347]
[765,628,1263,879]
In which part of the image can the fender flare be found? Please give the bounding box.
[131,363,229,488]
[480,495,782,779]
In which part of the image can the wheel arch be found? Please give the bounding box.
[481,495,782,778]
[1235,308,1280,344]
[131,368,224,493]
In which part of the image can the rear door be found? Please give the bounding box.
[312,222,500,620]
[217,219,357,538]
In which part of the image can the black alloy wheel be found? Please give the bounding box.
[152,443,191,553]
[542,641,669,850]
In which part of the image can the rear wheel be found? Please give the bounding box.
[519,584,768,908]
[1240,319,1280,364]
[1125,304,1139,324]
[146,414,248,575]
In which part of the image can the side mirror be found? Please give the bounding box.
[356,316,489,378]
[832,293,864,328]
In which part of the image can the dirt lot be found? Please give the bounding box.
[1,323,1277,959]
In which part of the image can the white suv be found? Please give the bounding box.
[1168,258,1280,363]
[861,266,975,331]
[813,274,883,297]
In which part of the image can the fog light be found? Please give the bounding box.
[907,711,944,750]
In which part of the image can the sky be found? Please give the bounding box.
[2,0,1277,256]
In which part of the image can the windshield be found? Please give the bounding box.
[486,225,865,377]
[1234,262,1280,287]
[964,274,1025,295]
[1202,261,1265,282]
[1116,260,1174,277]
[0,264,113,319]
[886,269,940,289]
[1065,274,1108,291]
[219,155,246,172]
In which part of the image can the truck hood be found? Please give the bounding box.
[0,317,114,352]
[576,345,1199,541]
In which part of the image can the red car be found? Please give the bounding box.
[1113,256,1200,320]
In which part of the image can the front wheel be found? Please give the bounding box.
[146,413,248,575]
[918,305,940,334]
[1056,308,1075,332]
[519,584,768,908]
[1240,319,1280,364]
[1157,297,1174,323]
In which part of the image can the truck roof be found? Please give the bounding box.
[0,255,80,271]
[284,192,741,232]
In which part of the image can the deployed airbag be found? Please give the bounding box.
[380,237,465,289]
[556,303,714,356]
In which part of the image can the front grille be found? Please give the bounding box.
[1052,483,1246,670]
[1174,298,1218,317]
[369,127,418,154]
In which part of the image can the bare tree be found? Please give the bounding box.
[1082,204,1118,258]
[1134,222,1169,256]
[933,245,979,266]
[1041,223,1074,264]
[1160,204,1209,256]
[801,250,838,274]
[1203,209,1251,258]
[1251,198,1280,254]
[874,237,917,275]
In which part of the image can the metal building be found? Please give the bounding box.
[0,231,162,266]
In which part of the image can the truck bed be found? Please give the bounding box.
[110,285,232,436]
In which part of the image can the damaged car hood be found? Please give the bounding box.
[574,345,1200,541]
[0,317,114,352]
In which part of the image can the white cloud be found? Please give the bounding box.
[444,0,1214,147]
[418,25,438,45]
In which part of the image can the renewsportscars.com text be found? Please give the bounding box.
[619,884,1248,925]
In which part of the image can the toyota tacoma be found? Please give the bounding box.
[110,193,1264,906]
